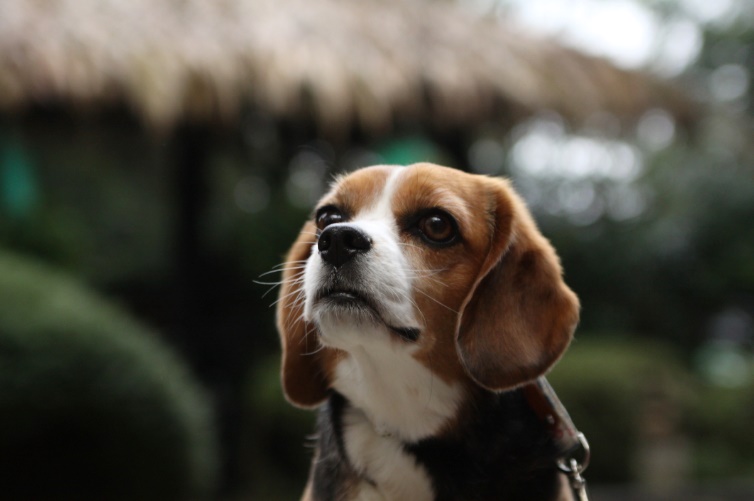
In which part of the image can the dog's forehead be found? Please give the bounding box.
[325,165,396,214]
[391,164,483,221]
[326,164,485,222]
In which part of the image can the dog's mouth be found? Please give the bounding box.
[316,287,374,311]
[315,288,420,342]
[320,289,367,304]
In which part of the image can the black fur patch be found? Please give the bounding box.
[311,392,354,501]
[404,388,562,501]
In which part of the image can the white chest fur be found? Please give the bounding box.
[333,336,461,442]
[330,332,462,500]
[342,406,434,501]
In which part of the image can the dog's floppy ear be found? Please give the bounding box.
[456,179,579,391]
[276,221,331,408]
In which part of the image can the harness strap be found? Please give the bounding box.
[523,377,591,501]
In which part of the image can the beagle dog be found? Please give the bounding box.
[277,163,580,501]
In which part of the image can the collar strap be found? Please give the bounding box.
[523,377,591,500]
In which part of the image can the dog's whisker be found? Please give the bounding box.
[414,288,459,314]
[396,241,439,253]
[301,341,326,357]
[258,275,306,301]
[296,323,312,348]
[270,294,300,309]
[255,268,306,301]
[255,271,306,287]
[269,259,308,269]
[300,323,322,354]
[287,291,307,314]
[258,265,307,277]
[297,230,320,239]
[254,278,292,286]
[283,298,307,333]
[289,238,318,250]
[405,268,448,278]
[258,268,307,281]
[270,286,307,306]
[406,273,448,289]
[393,288,427,326]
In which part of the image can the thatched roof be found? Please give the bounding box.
[0,0,694,134]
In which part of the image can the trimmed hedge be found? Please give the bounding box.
[0,251,217,500]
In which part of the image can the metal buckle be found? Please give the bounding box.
[557,432,590,501]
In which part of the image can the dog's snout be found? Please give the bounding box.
[318,224,372,267]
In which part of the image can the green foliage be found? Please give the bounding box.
[0,250,217,500]
[243,355,314,500]
[0,119,174,284]
[686,382,754,479]
[549,336,687,483]
[550,336,754,484]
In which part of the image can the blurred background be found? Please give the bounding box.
[0,0,752,499]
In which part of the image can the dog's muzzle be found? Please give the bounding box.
[312,223,420,342]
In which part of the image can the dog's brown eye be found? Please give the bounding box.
[316,206,344,231]
[418,212,456,244]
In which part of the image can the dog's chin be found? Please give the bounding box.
[311,290,420,343]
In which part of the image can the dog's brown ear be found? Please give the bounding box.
[456,179,579,391]
[276,221,331,408]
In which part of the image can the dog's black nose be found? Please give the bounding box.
[318,224,372,267]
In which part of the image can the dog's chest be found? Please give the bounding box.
[341,407,435,501]
[315,382,564,501]
[329,341,462,500]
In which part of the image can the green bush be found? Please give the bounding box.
[686,382,754,480]
[549,336,754,485]
[549,336,692,484]
[0,250,217,500]
[243,355,315,500]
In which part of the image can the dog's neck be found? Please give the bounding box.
[325,324,465,443]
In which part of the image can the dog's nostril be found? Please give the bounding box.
[344,229,370,251]
[318,224,371,267]
[318,232,331,252]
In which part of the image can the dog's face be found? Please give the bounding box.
[277,163,579,414]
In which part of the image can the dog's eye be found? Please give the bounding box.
[418,211,457,245]
[316,206,344,231]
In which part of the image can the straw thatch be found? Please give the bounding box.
[0,0,694,134]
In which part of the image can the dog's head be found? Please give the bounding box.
[277,163,579,408]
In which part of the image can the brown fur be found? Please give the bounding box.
[455,175,580,390]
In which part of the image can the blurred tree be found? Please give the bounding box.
[495,0,754,357]
[0,250,217,500]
